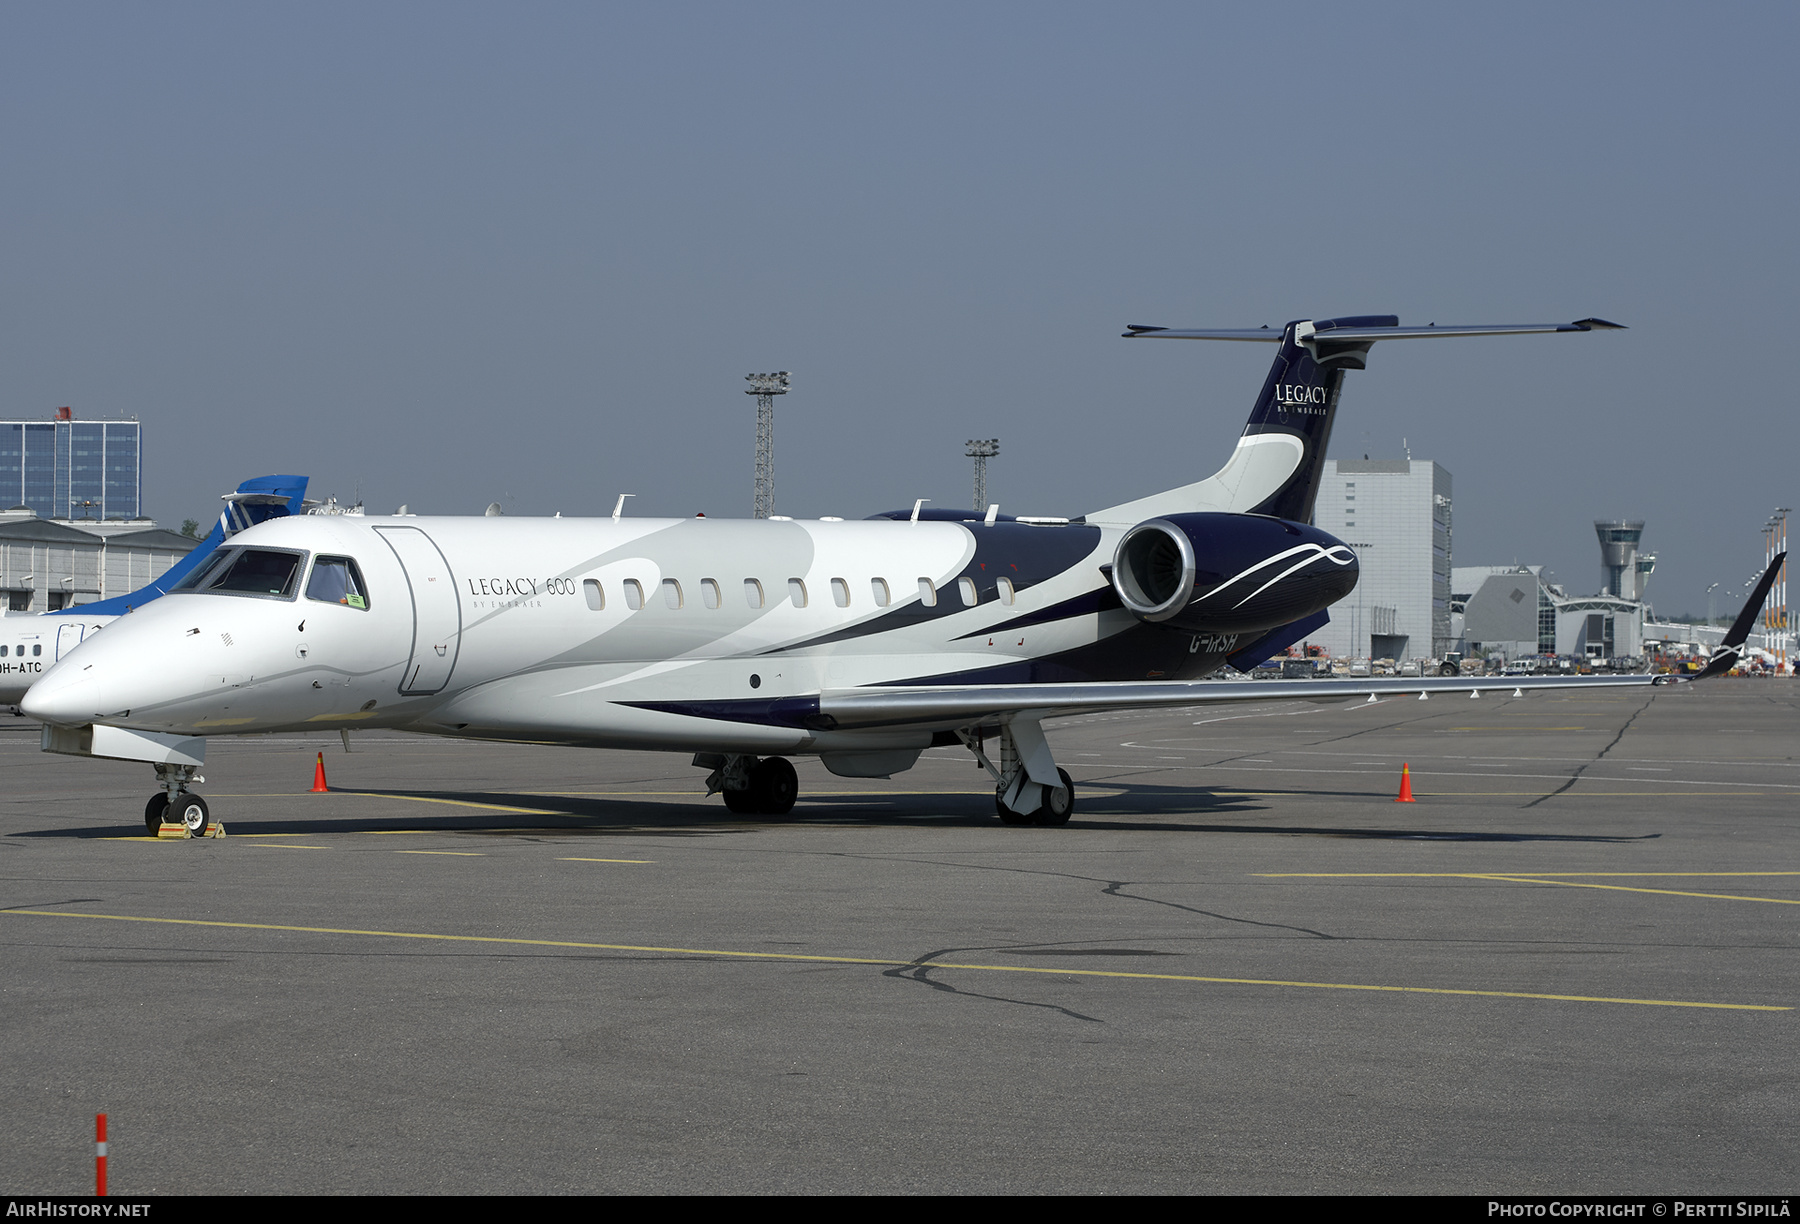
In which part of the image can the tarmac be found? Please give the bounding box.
[2,678,1795,1194]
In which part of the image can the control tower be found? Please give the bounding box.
[1595,520,1646,598]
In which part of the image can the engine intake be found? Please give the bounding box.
[1112,513,1358,634]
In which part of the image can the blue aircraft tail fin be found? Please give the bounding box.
[59,475,309,617]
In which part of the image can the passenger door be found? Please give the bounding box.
[375,526,462,695]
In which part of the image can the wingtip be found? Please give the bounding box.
[1572,317,1627,330]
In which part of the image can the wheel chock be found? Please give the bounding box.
[204,822,226,839]
[156,822,189,840]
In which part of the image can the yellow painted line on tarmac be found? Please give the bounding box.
[394,850,486,857]
[1476,876,1800,906]
[517,789,998,798]
[1261,872,1800,878]
[0,909,1782,1012]
[1381,792,1765,798]
[248,843,329,850]
[1257,872,1800,906]
[330,791,550,815]
[559,857,656,864]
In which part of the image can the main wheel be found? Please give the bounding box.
[170,792,209,837]
[722,787,759,815]
[1035,769,1075,827]
[996,790,1036,825]
[144,793,169,835]
[750,757,798,816]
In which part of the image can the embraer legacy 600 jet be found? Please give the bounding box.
[23,316,1779,836]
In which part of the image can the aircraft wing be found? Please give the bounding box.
[815,672,1666,732]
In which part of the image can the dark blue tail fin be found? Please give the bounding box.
[1238,315,1395,521]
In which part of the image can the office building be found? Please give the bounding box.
[1307,459,1453,661]
[0,407,142,521]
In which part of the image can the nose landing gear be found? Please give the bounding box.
[146,763,220,838]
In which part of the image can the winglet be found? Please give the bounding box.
[1693,551,1785,680]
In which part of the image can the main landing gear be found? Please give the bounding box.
[696,753,799,817]
[144,763,214,837]
[961,720,1076,827]
[995,767,1075,827]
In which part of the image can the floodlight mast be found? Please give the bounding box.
[745,372,790,519]
[965,438,999,514]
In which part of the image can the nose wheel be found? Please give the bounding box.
[170,792,210,836]
[147,763,218,838]
[144,793,168,835]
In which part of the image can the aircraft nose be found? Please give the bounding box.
[22,663,103,726]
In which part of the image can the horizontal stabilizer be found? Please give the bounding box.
[1123,325,1284,341]
[1124,318,1624,341]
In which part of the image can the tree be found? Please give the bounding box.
[180,518,200,539]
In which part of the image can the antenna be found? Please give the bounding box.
[965,438,999,514]
[745,372,790,519]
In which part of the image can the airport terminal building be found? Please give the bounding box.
[1307,458,1453,661]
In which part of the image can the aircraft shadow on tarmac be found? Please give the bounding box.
[25,780,1660,844]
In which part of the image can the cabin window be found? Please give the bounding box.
[744,579,764,609]
[997,577,1016,606]
[831,578,850,608]
[623,579,644,610]
[958,576,978,607]
[306,556,371,610]
[788,578,808,608]
[701,578,721,609]
[32,644,40,656]
[871,578,890,607]
[662,579,683,609]
[0,646,8,657]
[918,578,937,607]
[583,579,604,611]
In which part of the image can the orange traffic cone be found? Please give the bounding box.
[310,752,329,793]
[1396,763,1415,803]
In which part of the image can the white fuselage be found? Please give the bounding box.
[24,513,1132,756]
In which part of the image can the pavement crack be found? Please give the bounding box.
[885,945,1103,1022]
[1099,880,1338,939]
[1523,690,1658,809]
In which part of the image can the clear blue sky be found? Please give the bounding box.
[4,3,1793,614]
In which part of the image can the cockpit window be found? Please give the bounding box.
[306,556,370,610]
[172,549,236,592]
[177,548,306,599]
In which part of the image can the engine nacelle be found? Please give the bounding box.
[1111,513,1358,635]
